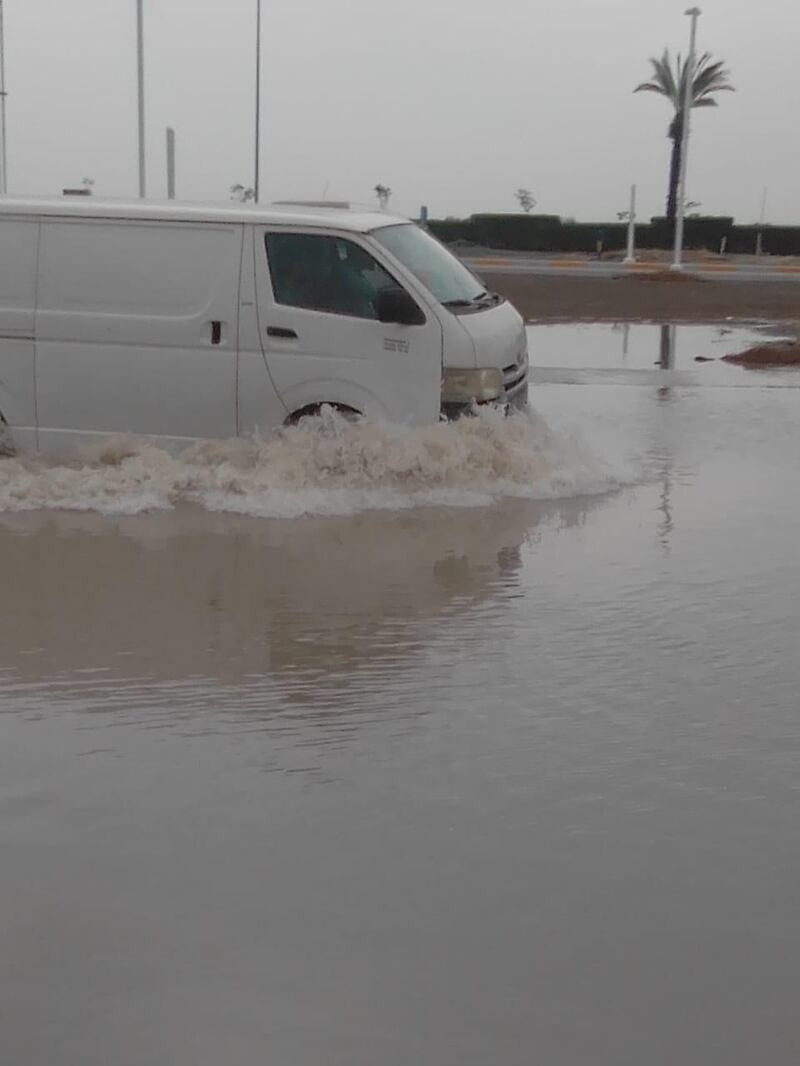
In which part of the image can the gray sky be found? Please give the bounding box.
[4,0,798,223]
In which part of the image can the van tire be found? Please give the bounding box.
[285,403,362,426]
[0,416,14,457]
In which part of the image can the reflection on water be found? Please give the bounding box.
[0,496,599,722]
[658,323,676,370]
[529,321,799,387]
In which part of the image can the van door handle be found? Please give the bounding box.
[267,326,298,339]
[210,320,222,345]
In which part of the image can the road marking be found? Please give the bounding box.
[467,257,513,267]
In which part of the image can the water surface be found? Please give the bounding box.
[1,326,798,1065]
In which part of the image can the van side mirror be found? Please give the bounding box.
[376,288,425,326]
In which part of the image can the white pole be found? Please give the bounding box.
[166,127,176,199]
[0,0,7,195]
[254,0,261,202]
[756,186,767,256]
[671,7,700,271]
[623,183,637,262]
[136,0,146,198]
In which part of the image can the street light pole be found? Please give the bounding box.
[671,6,701,271]
[0,0,8,195]
[254,0,261,202]
[756,186,768,256]
[136,0,146,198]
[623,183,637,263]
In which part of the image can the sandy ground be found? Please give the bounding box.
[488,272,800,331]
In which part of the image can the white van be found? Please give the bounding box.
[0,198,528,452]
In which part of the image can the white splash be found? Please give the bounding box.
[0,408,622,517]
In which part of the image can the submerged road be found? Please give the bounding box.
[1,327,799,1066]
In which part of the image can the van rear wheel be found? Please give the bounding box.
[285,403,362,426]
[0,417,14,457]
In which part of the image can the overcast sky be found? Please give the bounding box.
[4,0,797,223]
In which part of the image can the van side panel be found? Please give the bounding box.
[0,219,38,438]
[35,219,242,443]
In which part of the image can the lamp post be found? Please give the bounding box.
[623,183,637,263]
[671,6,701,271]
[254,0,261,202]
[756,187,768,256]
[0,0,8,194]
[136,0,146,198]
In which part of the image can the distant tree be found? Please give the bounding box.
[230,183,255,203]
[634,49,734,224]
[515,188,536,213]
[374,184,392,210]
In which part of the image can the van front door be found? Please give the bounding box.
[254,229,442,425]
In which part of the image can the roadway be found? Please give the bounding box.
[460,255,800,284]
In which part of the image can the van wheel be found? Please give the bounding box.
[0,418,14,458]
[285,403,362,426]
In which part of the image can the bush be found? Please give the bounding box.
[556,223,628,253]
[426,219,475,244]
[427,214,800,256]
[648,215,733,250]
[725,225,800,256]
[469,213,562,251]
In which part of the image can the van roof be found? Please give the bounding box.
[0,197,410,233]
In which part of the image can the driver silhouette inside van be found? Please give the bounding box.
[270,235,380,320]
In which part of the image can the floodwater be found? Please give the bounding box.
[530,321,800,387]
[1,324,799,1066]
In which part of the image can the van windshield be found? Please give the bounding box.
[373,224,487,306]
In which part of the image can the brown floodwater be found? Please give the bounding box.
[1,325,799,1065]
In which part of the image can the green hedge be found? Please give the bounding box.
[725,226,800,256]
[468,214,562,251]
[648,216,734,249]
[428,213,800,256]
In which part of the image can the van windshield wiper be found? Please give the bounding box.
[443,292,501,309]
[473,290,501,305]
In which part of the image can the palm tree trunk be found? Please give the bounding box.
[666,132,682,224]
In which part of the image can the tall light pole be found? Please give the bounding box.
[254,0,261,202]
[0,0,8,194]
[756,186,768,256]
[136,0,146,198]
[671,6,701,270]
[623,183,637,263]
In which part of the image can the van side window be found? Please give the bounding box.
[265,233,399,320]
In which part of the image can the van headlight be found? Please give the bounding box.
[441,367,503,403]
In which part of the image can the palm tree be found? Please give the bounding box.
[635,49,734,224]
[374,184,392,211]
